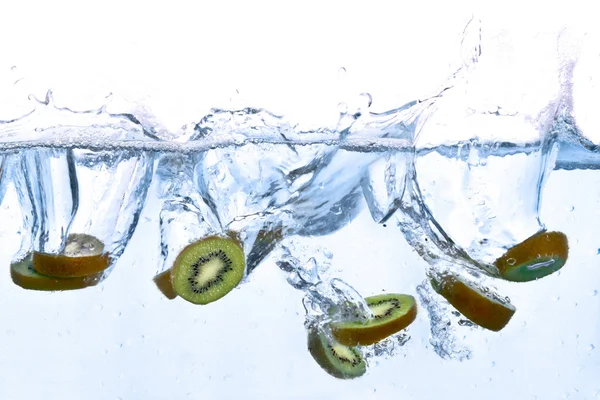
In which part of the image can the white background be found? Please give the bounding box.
[0,1,599,399]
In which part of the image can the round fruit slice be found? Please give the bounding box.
[432,274,516,332]
[331,293,417,346]
[494,231,568,282]
[171,236,245,305]
[153,269,177,300]
[11,254,103,291]
[307,329,366,380]
[32,233,110,278]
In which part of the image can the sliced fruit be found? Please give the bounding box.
[331,293,417,346]
[11,254,103,291]
[32,233,110,278]
[432,274,516,332]
[153,269,177,300]
[171,236,245,305]
[307,329,366,380]
[494,231,568,282]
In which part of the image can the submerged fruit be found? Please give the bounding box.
[331,293,417,346]
[32,233,110,278]
[171,236,245,305]
[432,274,516,332]
[153,269,177,300]
[494,231,568,282]
[11,254,103,291]
[307,329,366,380]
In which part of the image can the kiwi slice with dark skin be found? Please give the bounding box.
[171,236,245,305]
[494,231,568,282]
[32,233,110,278]
[153,269,178,300]
[307,328,366,380]
[11,253,103,291]
[432,274,516,332]
[331,293,417,347]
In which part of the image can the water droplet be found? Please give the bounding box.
[593,290,598,296]
[6,329,15,337]
[338,67,347,77]
[223,374,233,381]
[337,102,348,115]
[506,258,517,266]
[359,92,373,108]
[569,206,575,212]
[590,344,595,351]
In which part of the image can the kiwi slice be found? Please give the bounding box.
[11,254,103,291]
[432,274,516,332]
[153,269,178,300]
[33,233,110,278]
[494,231,568,282]
[331,293,417,347]
[171,236,245,305]
[307,329,366,380]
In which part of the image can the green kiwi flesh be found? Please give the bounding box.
[171,236,245,305]
[307,329,366,380]
[331,293,417,346]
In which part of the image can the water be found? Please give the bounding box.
[0,124,598,398]
[1,20,599,400]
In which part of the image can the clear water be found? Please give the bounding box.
[0,17,599,400]
[0,100,598,398]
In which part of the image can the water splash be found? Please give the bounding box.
[417,281,472,361]
[0,90,158,145]
[275,241,373,328]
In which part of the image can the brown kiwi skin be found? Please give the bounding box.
[494,231,568,282]
[10,255,104,291]
[432,275,516,332]
[32,251,110,278]
[153,269,177,300]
